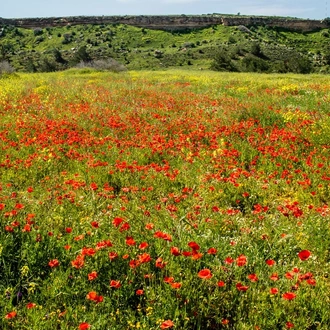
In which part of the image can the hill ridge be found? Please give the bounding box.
[1,14,329,32]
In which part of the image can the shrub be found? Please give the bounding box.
[0,60,15,74]
[211,48,237,72]
[241,54,269,72]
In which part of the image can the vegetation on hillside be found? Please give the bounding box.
[1,21,330,73]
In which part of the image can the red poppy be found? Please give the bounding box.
[207,247,217,255]
[145,223,154,230]
[282,292,296,300]
[26,302,36,309]
[81,247,96,257]
[112,217,124,227]
[270,288,279,294]
[125,236,136,246]
[88,271,98,281]
[307,279,316,286]
[298,250,311,261]
[188,241,200,251]
[217,281,225,287]
[5,311,17,319]
[136,289,144,295]
[110,280,121,289]
[198,268,212,279]
[79,322,91,330]
[285,271,295,280]
[236,254,247,266]
[48,259,60,268]
[90,221,99,228]
[155,257,167,269]
[71,255,85,269]
[191,251,203,260]
[108,252,118,261]
[171,282,182,289]
[160,320,174,329]
[224,257,234,264]
[170,246,181,256]
[286,321,294,328]
[86,291,103,303]
[139,242,149,249]
[138,253,152,264]
[236,283,249,291]
[266,259,275,266]
[120,222,130,232]
[247,273,258,282]
[164,276,174,284]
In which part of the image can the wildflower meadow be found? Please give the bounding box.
[0,70,329,329]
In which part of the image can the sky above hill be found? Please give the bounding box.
[2,0,328,20]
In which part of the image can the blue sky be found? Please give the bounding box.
[2,0,328,20]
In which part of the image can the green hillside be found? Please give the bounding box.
[1,21,330,73]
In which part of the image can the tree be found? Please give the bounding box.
[53,48,67,65]
[72,46,91,65]
[211,48,237,72]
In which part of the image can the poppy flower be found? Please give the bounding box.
[26,302,36,309]
[164,276,174,284]
[207,247,217,255]
[125,236,136,246]
[236,254,247,266]
[86,291,102,303]
[307,279,316,286]
[170,246,181,256]
[188,241,200,251]
[110,280,121,289]
[88,271,98,281]
[266,259,275,266]
[79,323,91,330]
[270,288,279,294]
[71,255,85,269]
[5,311,17,319]
[48,259,59,268]
[217,281,225,287]
[81,247,96,257]
[286,321,294,328]
[160,320,174,329]
[170,282,182,289]
[191,251,203,260]
[108,252,118,261]
[236,283,249,291]
[145,223,154,230]
[139,242,149,249]
[155,257,167,269]
[90,221,99,228]
[247,273,258,282]
[112,217,124,227]
[282,292,296,300]
[138,253,152,264]
[198,268,212,279]
[224,257,234,264]
[298,250,311,261]
[136,289,144,295]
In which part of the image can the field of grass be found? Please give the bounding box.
[0,70,330,329]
